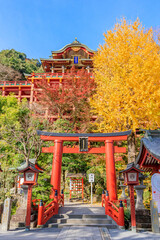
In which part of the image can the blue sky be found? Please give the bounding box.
[0,0,159,60]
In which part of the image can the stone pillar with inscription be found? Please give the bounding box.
[150,200,159,233]
[1,198,11,231]
[151,173,160,213]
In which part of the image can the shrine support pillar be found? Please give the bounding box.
[50,140,63,199]
[105,140,117,201]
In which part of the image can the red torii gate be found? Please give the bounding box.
[37,130,131,201]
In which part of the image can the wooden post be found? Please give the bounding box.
[102,190,105,207]
[61,190,64,207]
[37,200,44,227]
[105,140,117,201]
[50,140,63,199]
[2,87,5,96]
[18,86,22,102]
[82,177,84,199]
[129,185,136,232]
[105,191,109,215]
[25,185,32,230]
[118,201,125,227]
[29,83,34,108]
[54,190,59,214]
[70,178,72,200]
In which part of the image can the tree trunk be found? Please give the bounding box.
[127,131,136,163]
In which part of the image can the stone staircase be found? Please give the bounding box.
[136,209,152,232]
[10,206,37,229]
[43,202,118,229]
[46,213,118,229]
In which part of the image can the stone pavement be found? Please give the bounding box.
[0,226,160,240]
[58,202,105,215]
[108,228,160,240]
[0,202,160,239]
[0,227,105,240]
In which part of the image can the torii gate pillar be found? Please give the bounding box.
[50,140,63,199]
[105,140,117,201]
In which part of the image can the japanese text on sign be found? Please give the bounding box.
[89,173,94,183]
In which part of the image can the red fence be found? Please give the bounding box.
[0,81,31,86]
[102,193,125,227]
[30,72,93,79]
[37,193,64,227]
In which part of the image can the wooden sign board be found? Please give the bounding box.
[79,137,88,152]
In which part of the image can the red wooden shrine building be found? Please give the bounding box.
[136,130,160,212]
[136,130,160,174]
[67,173,85,200]
[36,130,131,227]
[0,38,96,120]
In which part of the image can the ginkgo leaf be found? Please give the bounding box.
[91,18,160,133]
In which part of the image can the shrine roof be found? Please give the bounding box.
[17,159,44,172]
[40,58,93,61]
[37,130,131,137]
[40,58,71,61]
[136,130,160,163]
[120,162,143,173]
[51,38,96,54]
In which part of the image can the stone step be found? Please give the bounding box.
[10,213,37,229]
[137,227,152,232]
[48,223,117,229]
[51,214,108,219]
[11,215,26,222]
[51,218,112,224]
[136,223,152,229]
[136,217,151,223]
[10,221,25,229]
[135,209,150,216]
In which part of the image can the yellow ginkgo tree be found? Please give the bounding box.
[91,18,160,163]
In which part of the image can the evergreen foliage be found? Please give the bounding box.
[0,95,52,201]
[0,49,42,77]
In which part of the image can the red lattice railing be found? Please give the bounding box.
[0,81,31,86]
[29,72,94,79]
[37,193,64,226]
[102,192,125,227]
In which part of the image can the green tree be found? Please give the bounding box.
[0,49,42,75]
[0,97,42,163]
[0,95,52,201]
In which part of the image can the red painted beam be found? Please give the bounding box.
[114,146,126,153]
[42,146,54,153]
[139,149,148,167]
[42,146,126,154]
[142,164,160,168]
[40,135,128,142]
